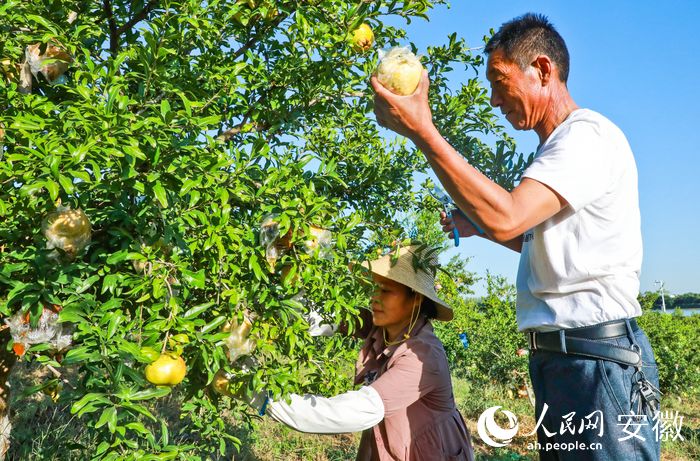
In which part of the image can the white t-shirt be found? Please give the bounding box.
[516,108,642,332]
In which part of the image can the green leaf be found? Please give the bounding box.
[58,174,75,194]
[26,14,59,34]
[71,393,111,416]
[118,340,145,361]
[6,282,29,307]
[95,406,117,433]
[161,99,171,120]
[14,378,60,400]
[1,263,26,277]
[160,419,169,446]
[95,441,110,456]
[181,268,205,288]
[107,312,124,339]
[125,421,153,439]
[101,274,120,294]
[346,213,363,230]
[249,255,266,281]
[45,180,59,201]
[63,346,100,365]
[11,115,45,131]
[106,250,129,265]
[178,93,192,117]
[121,401,157,421]
[76,275,101,294]
[58,306,86,323]
[153,181,169,208]
[281,298,304,311]
[182,301,215,319]
[20,181,46,197]
[129,387,171,401]
[201,315,226,334]
[180,178,199,195]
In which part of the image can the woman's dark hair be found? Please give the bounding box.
[409,289,437,319]
[420,296,438,320]
[485,13,570,83]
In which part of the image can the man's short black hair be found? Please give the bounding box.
[485,13,570,83]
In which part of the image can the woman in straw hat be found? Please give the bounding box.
[263,244,474,461]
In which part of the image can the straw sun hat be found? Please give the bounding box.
[361,244,453,321]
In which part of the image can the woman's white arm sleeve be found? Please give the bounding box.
[266,386,384,434]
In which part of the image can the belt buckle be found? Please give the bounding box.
[527,331,537,351]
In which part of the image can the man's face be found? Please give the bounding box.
[486,48,543,131]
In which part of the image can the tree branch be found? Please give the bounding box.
[136,92,167,116]
[230,6,292,61]
[216,91,365,143]
[103,0,119,56]
[217,122,270,142]
[118,0,160,35]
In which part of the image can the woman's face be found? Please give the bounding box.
[370,274,417,334]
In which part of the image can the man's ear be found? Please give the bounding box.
[532,55,553,85]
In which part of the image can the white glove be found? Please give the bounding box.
[304,308,337,337]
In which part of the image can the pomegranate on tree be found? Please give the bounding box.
[350,23,374,52]
[376,46,423,96]
[42,206,91,259]
[144,353,187,386]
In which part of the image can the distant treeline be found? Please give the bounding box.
[654,292,700,309]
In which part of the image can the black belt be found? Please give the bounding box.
[526,319,642,367]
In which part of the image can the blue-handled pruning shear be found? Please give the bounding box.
[430,185,485,247]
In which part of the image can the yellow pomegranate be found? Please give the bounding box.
[350,23,374,52]
[42,206,91,258]
[376,46,423,96]
[145,353,187,386]
[212,369,235,397]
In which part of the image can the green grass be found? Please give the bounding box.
[5,364,699,460]
[232,420,358,461]
[453,378,537,461]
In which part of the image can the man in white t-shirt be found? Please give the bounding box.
[371,12,660,461]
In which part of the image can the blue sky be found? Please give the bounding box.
[387,1,699,296]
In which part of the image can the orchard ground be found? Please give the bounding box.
[239,378,700,461]
[8,352,700,460]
